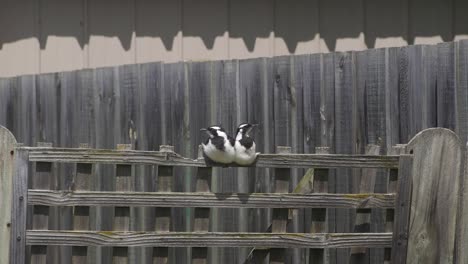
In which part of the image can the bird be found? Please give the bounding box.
[200,125,236,165]
[234,123,260,165]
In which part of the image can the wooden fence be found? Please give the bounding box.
[1,126,466,264]
[2,40,468,263]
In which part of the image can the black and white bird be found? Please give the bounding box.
[234,123,259,165]
[200,126,236,165]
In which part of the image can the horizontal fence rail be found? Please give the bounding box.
[6,144,412,264]
[26,231,393,248]
[22,147,400,168]
[27,190,396,208]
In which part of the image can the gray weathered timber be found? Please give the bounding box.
[10,148,29,264]
[270,146,291,264]
[456,40,468,264]
[2,40,468,264]
[113,144,133,264]
[192,153,212,264]
[24,147,400,168]
[32,142,53,264]
[309,146,330,264]
[405,128,462,264]
[153,145,174,264]
[72,143,92,264]
[349,145,380,264]
[334,51,354,264]
[27,190,395,209]
[0,126,17,264]
[384,145,406,264]
[390,155,413,264]
[458,143,468,264]
[26,231,392,248]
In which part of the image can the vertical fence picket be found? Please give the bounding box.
[192,145,212,264]
[391,155,413,264]
[384,145,406,264]
[113,144,133,264]
[349,145,380,264]
[0,126,17,264]
[72,143,92,264]
[270,146,291,264]
[153,145,174,264]
[31,142,53,264]
[309,146,330,264]
[10,146,28,264]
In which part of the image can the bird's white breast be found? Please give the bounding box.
[234,141,257,165]
[203,140,235,164]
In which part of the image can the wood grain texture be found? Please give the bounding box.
[309,146,330,264]
[10,148,29,264]
[270,146,291,264]
[32,142,53,264]
[349,145,380,264]
[72,155,92,264]
[405,128,462,264]
[26,231,392,248]
[0,126,17,264]
[192,165,212,264]
[391,155,413,264]
[28,190,395,209]
[384,145,406,264]
[154,146,174,264]
[24,147,400,168]
[456,40,468,264]
[113,144,133,264]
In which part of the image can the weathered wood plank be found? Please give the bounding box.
[24,148,399,168]
[72,143,92,264]
[31,142,53,264]
[334,52,355,264]
[113,144,133,264]
[405,128,462,264]
[456,39,468,264]
[153,145,174,264]
[28,190,396,209]
[192,147,212,264]
[390,155,412,264]
[350,145,380,264]
[310,146,330,264]
[384,145,406,264]
[26,231,392,248]
[10,147,28,264]
[270,146,291,264]
[0,126,17,264]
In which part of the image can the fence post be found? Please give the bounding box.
[384,144,406,264]
[72,143,92,264]
[0,126,17,264]
[391,155,413,264]
[458,143,468,264]
[349,144,380,264]
[270,146,291,264]
[153,145,174,264]
[403,128,462,264]
[10,144,28,264]
[309,146,330,264]
[31,142,53,264]
[192,145,212,264]
[113,144,133,264]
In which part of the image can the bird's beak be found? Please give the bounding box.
[200,128,207,131]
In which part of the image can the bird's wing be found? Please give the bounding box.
[239,137,254,149]
[211,136,226,151]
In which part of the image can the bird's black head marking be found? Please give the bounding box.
[236,123,257,136]
[201,126,226,138]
